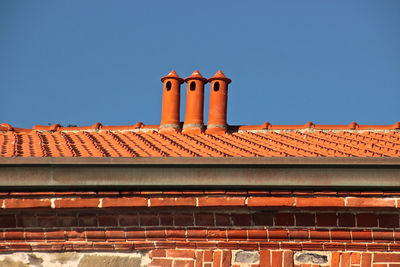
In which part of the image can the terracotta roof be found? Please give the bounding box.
[1,122,400,157]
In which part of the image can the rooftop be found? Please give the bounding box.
[1,122,399,157]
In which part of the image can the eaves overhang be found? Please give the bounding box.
[0,157,399,189]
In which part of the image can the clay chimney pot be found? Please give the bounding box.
[160,70,184,133]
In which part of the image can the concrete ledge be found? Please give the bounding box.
[0,157,399,188]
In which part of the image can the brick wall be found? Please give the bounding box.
[0,190,399,266]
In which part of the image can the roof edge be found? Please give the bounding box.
[1,157,400,166]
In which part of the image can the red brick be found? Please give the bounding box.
[352,230,372,242]
[288,230,309,240]
[174,260,194,267]
[341,253,350,267]
[167,249,195,258]
[197,197,245,207]
[222,251,232,267]
[114,242,134,251]
[260,250,270,267]
[346,243,367,251]
[9,243,31,251]
[207,229,227,240]
[247,197,294,207]
[102,197,148,208]
[54,198,99,208]
[196,251,203,267]
[105,229,125,241]
[373,253,400,262]
[196,242,217,249]
[25,230,45,241]
[72,242,94,251]
[213,251,222,267]
[215,214,232,226]
[31,242,60,251]
[174,214,194,226]
[217,242,239,249]
[160,213,174,226]
[351,252,361,265]
[368,244,389,251]
[357,214,378,227]
[187,229,206,240]
[330,230,351,241]
[284,251,293,267]
[232,214,252,226]
[274,213,294,226]
[204,250,213,262]
[296,197,344,207]
[119,214,139,226]
[268,229,288,241]
[167,230,186,240]
[239,242,259,250]
[390,244,400,251]
[281,242,302,251]
[295,213,315,226]
[98,214,118,226]
[140,214,159,226]
[149,249,166,258]
[85,230,105,241]
[253,213,273,226]
[309,229,330,241]
[57,214,78,227]
[146,229,165,240]
[0,215,16,228]
[4,231,24,241]
[16,215,37,227]
[37,214,57,227]
[78,214,98,227]
[316,213,337,227]
[379,214,399,228]
[45,230,65,241]
[347,197,396,208]
[361,253,372,267]
[134,242,156,250]
[324,243,346,251]
[176,241,194,249]
[227,230,247,240]
[195,213,214,226]
[5,198,52,209]
[248,229,267,240]
[150,197,196,207]
[271,251,283,267]
[301,243,323,250]
[260,242,280,250]
[156,241,176,249]
[149,258,173,266]
[338,213,355,227]
[66,229,85,241]
[331,252,340,267]
[373,231,394,242]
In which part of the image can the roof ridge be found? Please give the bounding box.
[1,122,400,133]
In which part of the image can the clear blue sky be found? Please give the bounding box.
[1,1,399,128]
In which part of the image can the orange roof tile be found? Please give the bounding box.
[1,122,399,157]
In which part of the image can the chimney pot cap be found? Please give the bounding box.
[208,70,231,84]
[184,70,207,83]
[161,70,184,83]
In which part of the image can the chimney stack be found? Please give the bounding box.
[206,70,231,134]
[182,70,207,134]
[160,70,184,133]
